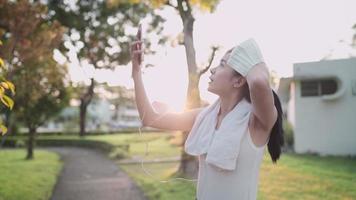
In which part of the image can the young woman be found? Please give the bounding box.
[130,26,284,200]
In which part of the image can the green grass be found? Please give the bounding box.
[258,153,356,200]
[0,149,63,200]
[119,162,196,200]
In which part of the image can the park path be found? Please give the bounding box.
[46,147,147,200]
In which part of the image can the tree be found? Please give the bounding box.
[47,0,166,136]
[101,84,133,121]
[0,0,69,159]
[269,70,279,90]
[15,58,69,159]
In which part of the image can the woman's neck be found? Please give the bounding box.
[218,93,245,116]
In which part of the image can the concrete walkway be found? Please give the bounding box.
[47,147,147,200]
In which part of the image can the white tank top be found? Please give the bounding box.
[196,127,267,200]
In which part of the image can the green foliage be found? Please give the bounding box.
[109,146,129,159]
[283,120,294,147]
[109,0,222,13]
[0,40,15,135]
[47,0,166,69]
[189,0,222,12]
[14,139,25,148]
[45,0,167,136]
[0,0,70,130]
[0,0,71,159]
[3,137,116,154]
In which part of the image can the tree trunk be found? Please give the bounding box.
[5,111,17,136]
[178,74,202,177]
[79,102,88,137]
[26,126,36,160]
[176,5,202,177]
[79,78,95,137]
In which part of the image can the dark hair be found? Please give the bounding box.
[268,90,284,163]
[233,70,284,163]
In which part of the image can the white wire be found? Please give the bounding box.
[138,108,198,183]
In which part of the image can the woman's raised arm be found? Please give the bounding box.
[130,25,202,132]
[245,63,277,131]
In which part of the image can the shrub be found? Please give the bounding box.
[283,120,294,147]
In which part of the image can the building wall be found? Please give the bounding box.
[288,81,296,128]
[293,58,356,156]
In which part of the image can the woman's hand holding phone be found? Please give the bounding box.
[130,24,143,78]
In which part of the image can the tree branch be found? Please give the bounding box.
[177,0,187,22]
[165,1,178,10]
[82,78,95,106]
[198,46,219,77]
[183,0,192,14]
[0,22,9,32]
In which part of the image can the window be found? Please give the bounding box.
[301,81,318,96]
[301,79,337,97]
[320,80,337,95]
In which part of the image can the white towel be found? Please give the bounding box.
[227,38,264,77]
[184,97,252,171]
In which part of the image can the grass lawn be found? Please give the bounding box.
[0,149,62,200]
[120,162,196,200]
[258,153,356,200]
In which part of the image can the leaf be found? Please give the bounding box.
[0,40,2,45]
[5,81,15,95]
[0,96,9,107]
[1,95,14,110]
[0,81,8,89]
[0,124,8,136]
[0,87,4,96]
[4,95,14,110]
[0,58,4,68]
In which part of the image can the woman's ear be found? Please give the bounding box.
[233,76,246,88]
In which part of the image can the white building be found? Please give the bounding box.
[278,58,356,156]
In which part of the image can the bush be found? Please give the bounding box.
[2,137,114,153]
[283,120,294,147]
[15,139,25,148]
[109,146,129,159]
[1,137,132,160]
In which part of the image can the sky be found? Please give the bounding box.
[56,0,356,111]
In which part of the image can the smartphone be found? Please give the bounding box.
[136,24,142,63]
[137,24,142,41]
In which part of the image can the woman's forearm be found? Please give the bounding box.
[130,25,158,127]
[245,62,270,84]
[132,71,157,126]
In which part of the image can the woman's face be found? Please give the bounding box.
[208,52,244,96]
